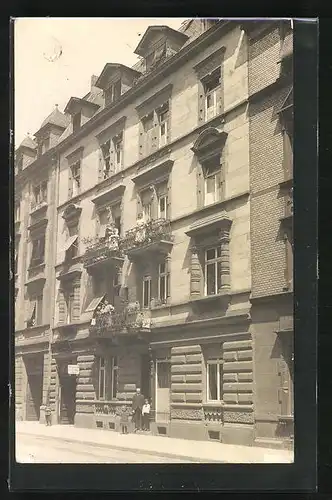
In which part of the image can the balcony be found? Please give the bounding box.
[121,218,173,260]
[89,301,151,338]
[82,235,124,270]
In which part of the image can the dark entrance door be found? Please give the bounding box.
[141,354,151,400]
[25,355,44,421]
[59,361,77,425]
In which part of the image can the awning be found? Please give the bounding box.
[62,235,78,253]
[80,295,105,323]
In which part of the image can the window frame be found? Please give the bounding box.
[33,180,48,208]
[101,140,111,179]
[98,356,107,400]
[142,275,152,309]
[206,358,223,402]
[30,235,46,267]
[203,68,221,121]
[71,161,81,197]
[158,261,169,303]
[204,246,222,296]
[72,112,81,133]
[157,103,169,147]
[113,133,123,172]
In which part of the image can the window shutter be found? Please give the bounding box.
[138,121,144,158]
[98,149,104,182]
[166,176,172,220]
[197,166,204,208]
[72,283,81,321]
[282,129,293,180]
[68,167,73,199]
[109,142,115,175]
[166,103,171,144]
[278,358,290,416]
[216,84,223,116]
[152,113,158,152]
[58,289,66,324]
[197,80,205,124]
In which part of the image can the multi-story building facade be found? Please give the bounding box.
[244,20,294,448]
[14,107,70,422]
[14,18,293,449]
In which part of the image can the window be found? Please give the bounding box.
[70,161,81,198]
[38,138,50,156]
[65,290,75,324]
[158,261,169,303]
[278,337,294,417]
[112,203,122,236]
[206,359,223,402]
[72,112,81,133]
[284,227,293,290]
[143,276,151,308]
[157,361,171,388]
[98,209,109,237]
[204,247,222,296]
[31,235,45,266]
[113,133,123,172]
[97,356,118,400]
[204,160,222,206]
[101,140,111,179]
[157,103,169,147]
[146,43,166,72]
[33,180,48,208]
[202,68,221,121]
[141,190,152,222]
[98,357,106,400]
[27,295,43,328]
[66,224,79,260]
[105,80,122,106]
[143,113,154,133]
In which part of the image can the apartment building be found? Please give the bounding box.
[14,108,69,421]
[14,18,293,448]
[244,20,294,448]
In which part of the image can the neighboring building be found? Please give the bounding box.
[14,18,293,449]
[14,107,70,422]
[243,19,293,448]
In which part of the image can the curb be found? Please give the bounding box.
[17,431,224,464]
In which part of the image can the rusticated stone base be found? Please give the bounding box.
[221,423,254,445]
[168,420,206,441]
[74,412,95,428]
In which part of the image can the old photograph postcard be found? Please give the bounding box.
[13,17,295,466]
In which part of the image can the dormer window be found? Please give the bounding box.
[146,42,167,72]
[105,79,122,106]
[73,112,81,133]
[37,137,50,157]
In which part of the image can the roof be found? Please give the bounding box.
[134,25,188,57]
[64,96,100,115]
[35,106,70,136]
[95,63,142,89]
[17,135,37,151]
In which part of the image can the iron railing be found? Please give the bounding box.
[121,218,173,253]
[89,302,151,337]
[83,235,123,268]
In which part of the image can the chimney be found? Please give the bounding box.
[91,75,98,89]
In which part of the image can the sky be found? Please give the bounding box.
[14,18,187,147]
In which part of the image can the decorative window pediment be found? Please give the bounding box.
[95,63,142,91]
[192,128,227,163]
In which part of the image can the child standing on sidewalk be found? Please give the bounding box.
[45,404,52,426]
[120,404,129,434]
[142,399,150,431]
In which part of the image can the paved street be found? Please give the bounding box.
[16,434,196,463]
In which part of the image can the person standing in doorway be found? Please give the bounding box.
[142,398,151,431]
[132,387,144,432]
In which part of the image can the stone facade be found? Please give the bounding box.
[14,19,293,449]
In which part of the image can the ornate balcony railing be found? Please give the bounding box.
[82,235,123,269]
[89,301,151,337]
[121,218,173,258]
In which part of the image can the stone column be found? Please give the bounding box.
[218,226,231,291]
[190,244,201,298]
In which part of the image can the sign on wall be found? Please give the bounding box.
[68,364,79,376]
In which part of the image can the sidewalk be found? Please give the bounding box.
[15,421,294,463]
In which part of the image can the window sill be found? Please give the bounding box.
[30,201,48,216]
[278,415,294,423]
[190,291,231,304]
[203,401,223,407]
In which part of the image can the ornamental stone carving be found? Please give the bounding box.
[171,407,204,420]
[203,405,223,422]
[223,410,254,424]
[190,245,201,298]
[218,226,231,291]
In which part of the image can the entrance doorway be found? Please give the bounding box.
[25,355,44,421]
[141,354,151,400]
[155,361,171,423]
[58,360,77,425]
